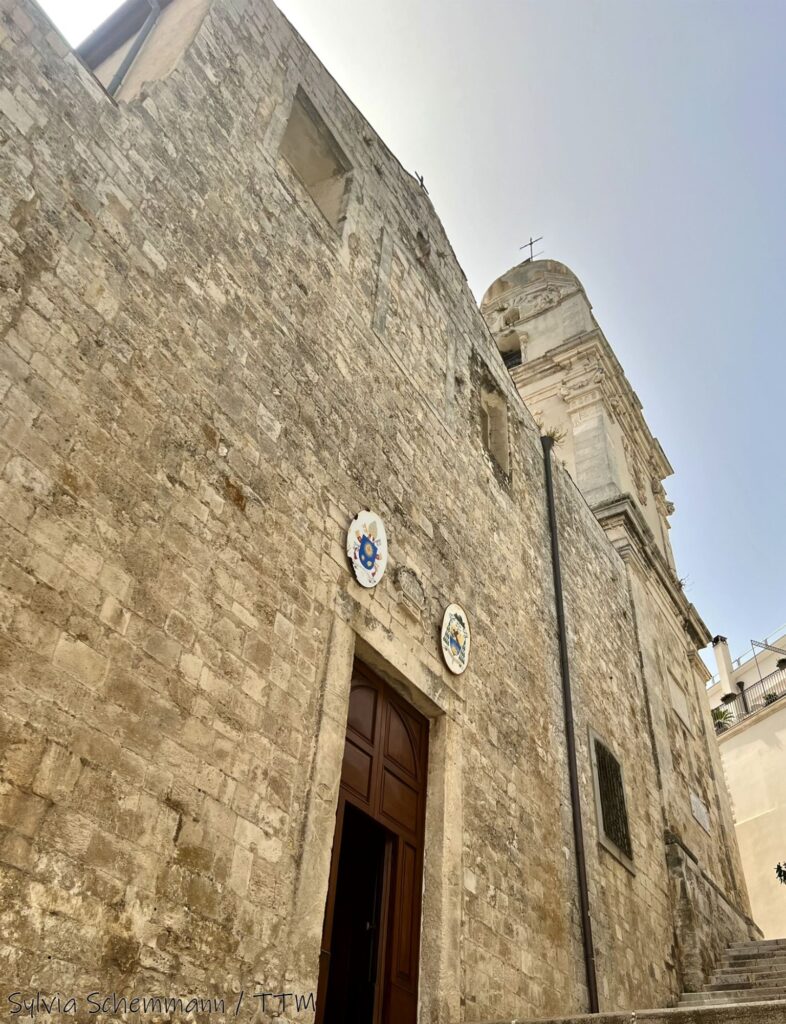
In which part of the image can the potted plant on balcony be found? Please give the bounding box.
[712,706,734,733]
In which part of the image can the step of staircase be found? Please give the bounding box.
[728,938,786,953]
[482,998,786,1023]
[717,963,786,979]
[710,970,786,987]
[723,951,786,966]
[713,963,786,977]
[680,989,786,1006]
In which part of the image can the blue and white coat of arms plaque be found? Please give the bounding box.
[441,603,471,675]
[347,510,388,588]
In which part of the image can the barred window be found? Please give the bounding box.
[590,730,634,869]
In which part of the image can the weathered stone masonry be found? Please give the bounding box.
[0,0,757,1021]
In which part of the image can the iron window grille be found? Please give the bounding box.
[590,728,634,872]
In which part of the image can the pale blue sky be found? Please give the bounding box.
[40,0,786,669]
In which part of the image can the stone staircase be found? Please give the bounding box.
[480,939,786,1022]
[679,937,786,1008]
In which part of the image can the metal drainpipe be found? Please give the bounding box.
[541,435,600,1014]
[107,0,161,98]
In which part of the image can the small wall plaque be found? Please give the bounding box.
[690,790,711,834]
[395,567,427,619]
[347,510,388,588]
[441,603,471,675]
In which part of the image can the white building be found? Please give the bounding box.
[709,629,786,938]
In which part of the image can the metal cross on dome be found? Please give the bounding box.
[520,235,544,262]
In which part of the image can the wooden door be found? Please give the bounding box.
[317,664,429,1024]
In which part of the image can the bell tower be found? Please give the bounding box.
[481,259,680,581]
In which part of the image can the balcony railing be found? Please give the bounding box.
[713,666,786,733]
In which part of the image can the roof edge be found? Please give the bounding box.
[76,0,174,69]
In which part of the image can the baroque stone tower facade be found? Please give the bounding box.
[481,259,752,991]
[481,260,678,568]
[0,1,759,1021]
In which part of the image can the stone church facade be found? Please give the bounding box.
[0,0,759,1021]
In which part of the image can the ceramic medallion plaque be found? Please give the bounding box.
[441,603,471,674]
[347,510,388,587]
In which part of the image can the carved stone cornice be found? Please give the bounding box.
[559,360,606,411]
[591,493,711,649]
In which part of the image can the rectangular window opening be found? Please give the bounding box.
[499,327,524,370]
[279,87,352,232]
[480,387,510,475]
[590,729,634,871]
[502,349,523,370]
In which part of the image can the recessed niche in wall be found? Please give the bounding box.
[480,388,510,474]
[498,328,524,369]
[279,87,352,231]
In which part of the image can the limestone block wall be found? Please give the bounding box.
[548,465,676,1009]
[0,0,753,1020]
[626,565,749,902]
[626,565,758,990]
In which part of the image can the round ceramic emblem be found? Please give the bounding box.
[441,603,471,675]
[347,510,388,588]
